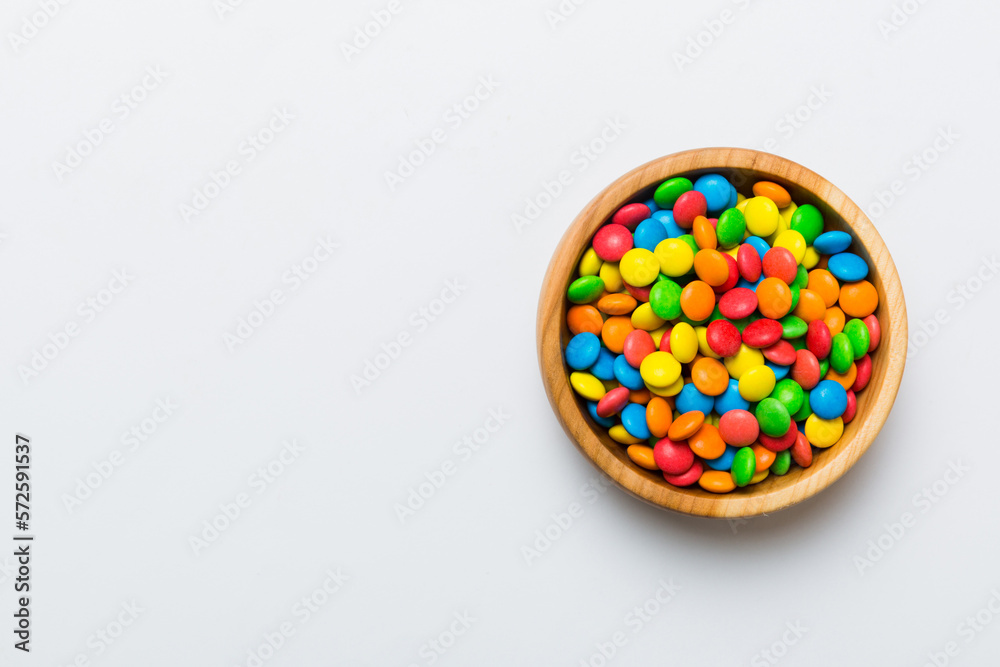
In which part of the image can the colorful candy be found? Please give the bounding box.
[564,172,883,492]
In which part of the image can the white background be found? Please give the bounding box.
[2,0,999,665]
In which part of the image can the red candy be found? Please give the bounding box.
[759,421,797,452]
[623,330,656,368]
[718,287,758,319]
[806,320,832,359]
[612,203,650,231]
[596,386,630,418]
[791,349,821,390]
[737,244,762,282]
[706,320,742,357]
[762,340,796,366]
[718,409,759,446]
[843,390,858,424]
[762,247,798,285]
[663,458,703,487]
[790,431,813,468]
[654,437,695,475]
[852,354,872,392]
[863,314,881,352]
[623,280,652,302]
[593,223,634,261]
[712,252,740,294]
[742,319,783,348]
[672,191,707,229]
[659,327,673,352]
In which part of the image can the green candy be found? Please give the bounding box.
[567,275,604,304]
[678,234,700,259]
[731,447,756,487]
[771,450,792,476]
[708,305,727,323]
[789,284,801,311]
[790,204,824,245]
[792,392,812,421]
[649,279,682,320]
[779,315,808,339]
[731,316,751,333]
[791,337,807,351]
[793,265,809,288]
[843,318,871,359]
[756,398,791,437]
[830,333,853,373]
[653,177,693,209]
[819,358,830,377]
[716,209,746,248]
[770,379,805,415]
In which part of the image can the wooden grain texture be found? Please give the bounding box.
[536,148,907,518]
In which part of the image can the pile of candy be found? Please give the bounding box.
[564,174,880,493]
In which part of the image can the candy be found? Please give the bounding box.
[737,244,762,282]
[813,231,851,254]
[568,305,602,335]
[673,191,708,228]
[752,181,792,208]
[688,423,726,460]
[653,177,693,209]
[762,340,796,365]
[738,365,776,402]
[695,174,733,212]
[759,421,798,452]
[762,247,798,285]
[653,437,695,475]
[692,217,718,251]
[593,224,634,261]
[654,238,694,277]
[648,279,682,320]
[596,386,631,417]
[579,248,603,276]
[731,446,756,487]
[633,218,669,252]
[719,409,759,446]
[771,449,792,475]
[843,318,871,359]
[828,253,869,282]
[716,208,746,248]
[565,332,601,369]
[863,314,881,351]
[744,197,781,237]
[626,445,659,470]
[602,316,634,353]
[756,277,793,319]
[679,280,715,321]
[646,397,673,437]
[567,276,604,303]
[613,354,644,389]
[668,411,704,440]
[623,330,656,367]
[829,333,853,373]
[805,414,843,448]
[755,398,791,437]
[570,372,605,401]
[806,320,832,358]
[619,248,660,286]
[790,204,823,244]
[742,319,783,348]
[853,355,872,392]
[839,280,878,318]
[663,458,702,486]
[598,293,638,316]
[790,349,821,390]
[621,403,651,439]
[694,249,729,286]
[706,319,742,357]
[639,351,682,388]
[719,287,758,319]
[811,380,848,419]
[699,469,737,493]
[691,357,729,396]
[612,203,651,230]
[793,288,827,323]
[675,382,714,414]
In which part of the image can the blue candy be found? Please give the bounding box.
[676,382,714,415]
[694,173,732,213]
[810,380,848,419]
[588,347,616,381]
[644,198,661,214]
[828,253,869,282]
[621,403,651,439]
[613,355,645,390]
[587,401,615,428]
[653,210,684,238]
[565,332,600,370]
[766,360,790,380]
[727,184,738,210]
[714,379,750,414]
[706,445,738,471]
[735,276,763,291]
[744,236,771,260]
[814,231,851,254]
[633,218,669,252]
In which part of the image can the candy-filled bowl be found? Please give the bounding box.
[536,148,906,518]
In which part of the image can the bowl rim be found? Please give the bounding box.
[536,148,908,518]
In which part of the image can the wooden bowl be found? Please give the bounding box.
[536,148,907,518]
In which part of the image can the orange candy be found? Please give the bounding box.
[756,277,793,319]
[668,410,704,440]
[807,269,840,308]
[693,249,729,286]
[699,469,737,493]
[793,288,827,322]
[645,397,673,438]
[752,181,792,208]
[597,293,637,315]
[839,280,879,318]
[690,357,729,396]
[825,362,857,390]
[567,305,603,336]
[680,280,716,321]
[688,423,726,460]
[629,388,651,405]
[626,445,659,471]
[752,444,776,472]
[824,306,846,336]
[601,316,634,353]
[692,216,718,250]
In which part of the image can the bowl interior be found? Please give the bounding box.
[539,149,906,518]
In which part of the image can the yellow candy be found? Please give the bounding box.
[774,229,807,264]
[779,201,798,224]
[801,246,821,270]
[736,198,749,213]
[578,248,603,276]
[765,215,789,246]
[736,192,746,205]
[600,261,623,292]
[646,376,684,397]
[805,414,844,448]
[738,365,776,401]
[695,325,720,359]
[609,424,643,444]
[631,302,665,331]
[669,322,698,363]
[750,469,769,485]
[653,239,694,278]
[744,196,780,237]
[619,248,659,286]
[569,372,605,401]
[723,246,740,259]
[650,326,668,348]
[639,351,681,388]
[723,344,765,380]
